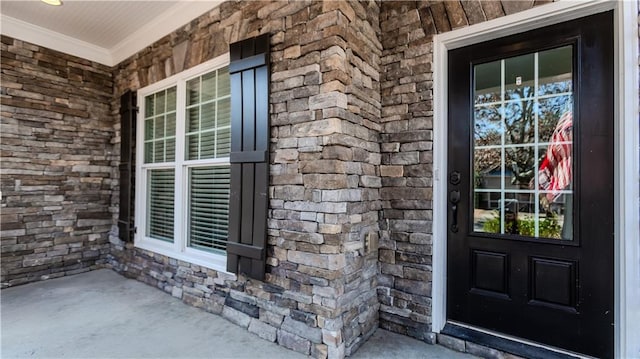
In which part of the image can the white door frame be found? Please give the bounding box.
[431,1,639,357]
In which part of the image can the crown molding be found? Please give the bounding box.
[0,14,113,65]
[0,1,222,67]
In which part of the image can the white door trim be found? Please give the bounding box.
[431,1,639,357]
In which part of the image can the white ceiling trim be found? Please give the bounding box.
[1,1,222,67]
[109,1,222,66]
[1,14,113,65]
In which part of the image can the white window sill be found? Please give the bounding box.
[135,237,229,273]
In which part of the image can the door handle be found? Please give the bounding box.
[450,190,460,232]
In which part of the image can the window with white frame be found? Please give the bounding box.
[135,55,230,270]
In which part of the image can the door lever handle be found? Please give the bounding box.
[450,190,460,204]
[450,190,460,232]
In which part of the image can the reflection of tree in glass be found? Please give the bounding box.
[474,106,501,177]
[539,95,572,143]
[474,83,572,187]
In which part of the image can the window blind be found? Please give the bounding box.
[188,165,230,253]
[148,169,175,242]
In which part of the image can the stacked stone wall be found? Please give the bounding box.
[108,1,381,358]
[0,36,114,287]
[377,0,550,342]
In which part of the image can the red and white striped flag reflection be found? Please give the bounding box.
[538,111,572,202]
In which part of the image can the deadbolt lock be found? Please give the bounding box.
[449,171,461,185]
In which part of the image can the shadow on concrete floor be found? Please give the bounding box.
[1,269,475,359]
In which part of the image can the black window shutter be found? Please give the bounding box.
[118,90,136,242]
[227,34,270,280]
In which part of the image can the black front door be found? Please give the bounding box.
[447,12,614,358]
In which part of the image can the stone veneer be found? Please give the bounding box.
[5,1,624,359]
[376,0,551,344]
[0,36,114,287]
[108,1,382,358]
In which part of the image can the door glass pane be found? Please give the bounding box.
[474,61,501,105]
[505,53,535,101]
[472,46,573,240]
[474,148,501,190]
[505,146,535,188]
[474,105,501,146]
[504,100,535,145]
[538,96,572,141]
[538,46,572,95]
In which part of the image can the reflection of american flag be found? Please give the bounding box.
[538,111,572,202]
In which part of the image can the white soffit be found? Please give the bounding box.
[0,1,222,67]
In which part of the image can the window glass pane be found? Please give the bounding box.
[147,169,175,242]
[154,141,165,163]
[144,87,176,164]
[166,113,176,136]
[155,90,166,114]
[154,116,164,138]
[472,46,573,240]
[202,72,216,102]
[200,131,216,158]
[217,97,231,127]
[184,68,231,161]
[538,114,573,193]
[474,60,501,105]
[474,191,501,232]
[505,53,534,100]
[187,134,199,160]
[166,139,175,162]
[144,119,154,141]
[201,102,216,130]
[187,78,199,106]
[145,95,155,118]
[504,100,535,145]
[538,96,572,142]
[144,142,153,163]
[188,166,230,253]
[474,104,501,146]
[216,127,231,157]
[218,67,230,97]
[505,146,535,188]
[539,46,572,96]
[540,194,572,240]
[474,148,501,190]
[166,87,177,112]
[187,107,199,134]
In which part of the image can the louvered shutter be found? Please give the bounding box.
[227,34,270,280]
[118,91,136,242]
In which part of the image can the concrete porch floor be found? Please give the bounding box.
[1,269,476,359]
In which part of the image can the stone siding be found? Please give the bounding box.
[1,0,594,358]
[377,0,549,342]
[107,1,381,358]
[0,36,114,287]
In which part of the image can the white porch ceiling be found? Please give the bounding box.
[0,0,221,66]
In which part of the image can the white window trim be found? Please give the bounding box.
[432,1,640,357]
[134,53,231,273]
